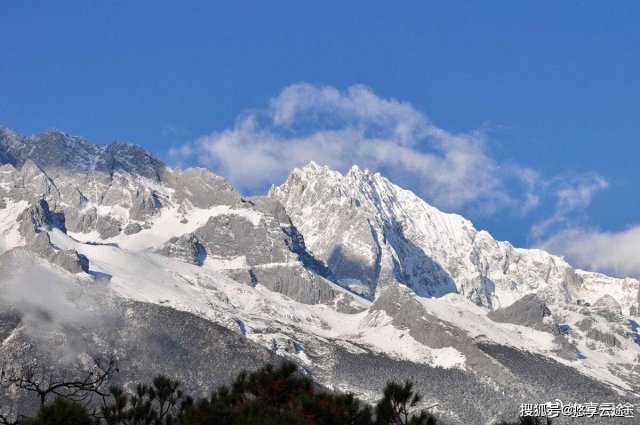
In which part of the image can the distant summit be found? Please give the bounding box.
[0,127,638,424]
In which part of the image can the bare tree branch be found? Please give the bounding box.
[0,355,118,410]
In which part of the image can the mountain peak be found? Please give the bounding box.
[297,160,329,173]
[1,126,639,421]
[289,161,342,182]
[348,164,362,173]
[0,126,21,138]
[290,162,379,185]
[38,127,68,137]
[346,164,373,178]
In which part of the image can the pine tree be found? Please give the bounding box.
[374,381,436,425]
[21,398,93,425]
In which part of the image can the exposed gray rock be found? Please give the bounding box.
[269,163,605,308]
[552,335,578,360]
[67,188,89,209]
[225,269,254,287]
[251,265,335,304]
[28,231,55,258]
[370,286,517,387]
[123,222,142,235]
[16,200,65,242]
[0,129,172,237]
[96,216,122,239]
[0,128,166,180]
[128,191,161,221]
[156,234,206,266]
[592,295,623,322]
[23,231,89,274]
[247,196,291,225]
[488,293,553,331]
[371,286,461,350]
[16,159,60,202]
[227,265,336,305]
[168,167,241,209]
[333,292,367,314]
[575,317,594,332]
[2,129,342,307]
[2,127,639,424]
[195,214,294,266]
[587,329,621,348]
[188,199,337,304]
[66,209,97,234]
[51,250,90,274]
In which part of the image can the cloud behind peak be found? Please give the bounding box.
[169,83,536,215]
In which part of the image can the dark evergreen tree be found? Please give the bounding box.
[179,362,374,425]
[374,381,436,425]
[101,375,191,425]
[21,398,93,425]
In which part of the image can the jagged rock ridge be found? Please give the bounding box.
[0,127,639,424]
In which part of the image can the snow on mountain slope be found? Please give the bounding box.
[48,228,468,370]
[0,198,27,253]
[270,162,639,312]
[68,204,263,251]
[1,128,639,423]
[268,162,640,388]
[45,223,640,394]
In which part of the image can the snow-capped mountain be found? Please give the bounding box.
[270,162,639,312]
[1,128,639,424]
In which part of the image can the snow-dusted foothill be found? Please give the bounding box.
[0,127,638,424]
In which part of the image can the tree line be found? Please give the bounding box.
[0,358,550,425]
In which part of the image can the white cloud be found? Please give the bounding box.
[556,176,609,211]
[529,174,609,241]
[540,226,640,279]
[170,83,536,214]
[528,175,640,279]
[168,82,639,279]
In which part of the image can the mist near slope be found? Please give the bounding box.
[0,248,120,363]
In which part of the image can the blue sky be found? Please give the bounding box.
[1,2,639,277]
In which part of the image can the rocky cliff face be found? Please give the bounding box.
[270,162,638,313]
[1,128,639,424]
[0,128,242,239]
[0,128,335,305]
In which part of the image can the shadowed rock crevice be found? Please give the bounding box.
[326,220,459,300]
[283,222,335,281]
[17,199,66,242]
[383,220,458,298]
[185,196,339,305]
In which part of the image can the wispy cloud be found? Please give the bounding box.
[526,174,640,278]
[540,226,640,279]
[167,82,639,278]
[0,249,118,362]
[556,175,609,211]
[529,174,609,241]
[170,83,537,214]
